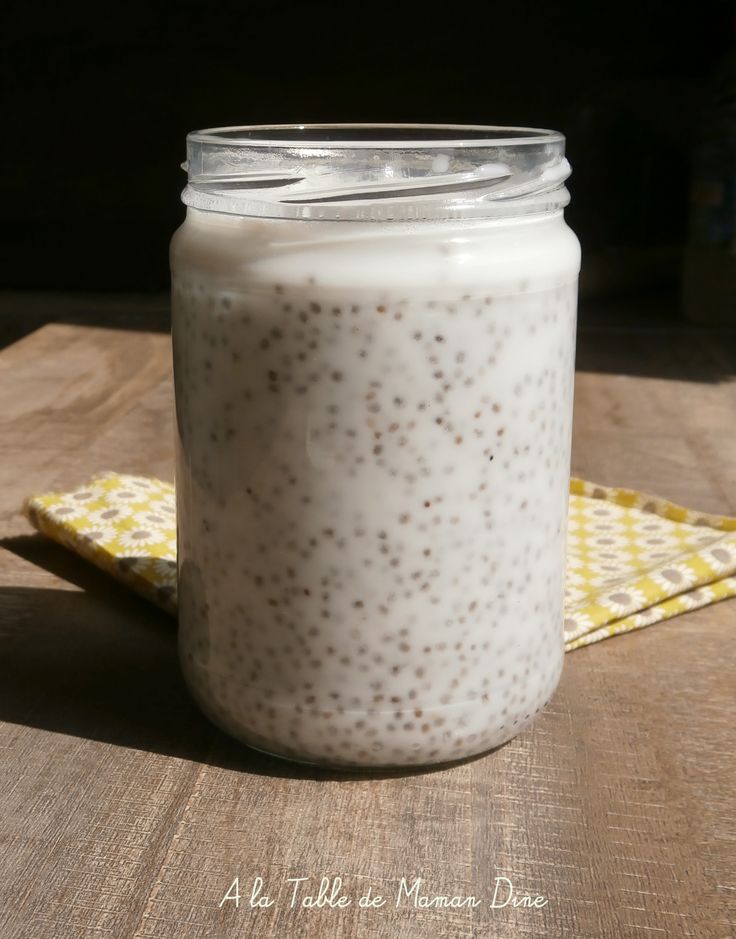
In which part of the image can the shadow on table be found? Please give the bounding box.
[0,534,493,782]
[576,296,736,383]
[0,291,171,352]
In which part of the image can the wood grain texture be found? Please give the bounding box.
[0,319,734,938]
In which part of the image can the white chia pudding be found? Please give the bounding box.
[171,200,580,767]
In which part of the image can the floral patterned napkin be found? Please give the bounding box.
[22,473,736,651]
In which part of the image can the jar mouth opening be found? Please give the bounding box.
[188,123,565,150]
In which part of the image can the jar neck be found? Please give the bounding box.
[181,124,571,223]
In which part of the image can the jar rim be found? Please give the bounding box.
[187,123,565,150]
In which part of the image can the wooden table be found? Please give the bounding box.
[1,310,734,939]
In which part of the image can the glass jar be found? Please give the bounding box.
[171,124,580,767]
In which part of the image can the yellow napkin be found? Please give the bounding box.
[22,473,736,652]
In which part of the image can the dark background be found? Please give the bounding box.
[2,1,734,302]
